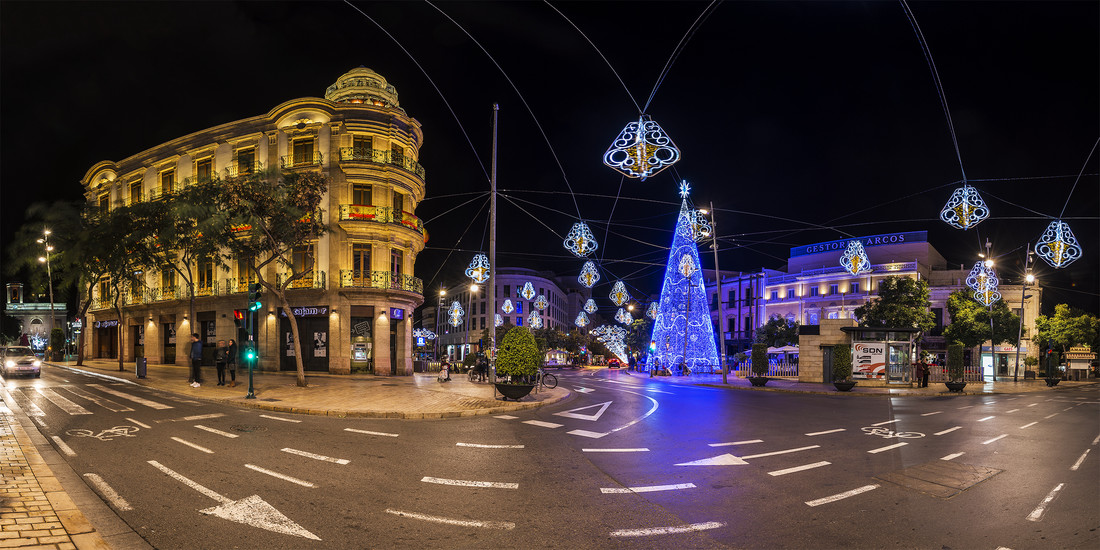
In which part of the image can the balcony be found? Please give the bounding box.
[340,270,423,295]
[276,271,326,290]
[281,152,323,169]
[224,278,254,294]
[224,161,265,178]
[339,205,426,237]
[338,147,426,179]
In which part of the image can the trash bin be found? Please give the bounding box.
[136,357,147,379]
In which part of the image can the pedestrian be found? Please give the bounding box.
[189,333,203,387]
[921,357,931,388]
[475,352,488,382]
[227,339,238,387]
[215,340,227,386]
[441,356,452,381]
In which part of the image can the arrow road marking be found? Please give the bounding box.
[385,509,515,530]
[148,460,320,540]
[554,401,612,421]
[601,483,696,494]
[281,448,349,465]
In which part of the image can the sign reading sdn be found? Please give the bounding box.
[790,231,927,257]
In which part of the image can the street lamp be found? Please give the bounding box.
[467,284,479,360]
[700,202,728,383]
[1013,244,1035,382]
[436,287,446,361]
[36,229,59,359]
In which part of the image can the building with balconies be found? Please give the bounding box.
[79,67,428,375]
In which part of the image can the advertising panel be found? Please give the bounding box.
[853,342,886,379]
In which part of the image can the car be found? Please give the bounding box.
[607,357,621,368]
[1,346,42,378]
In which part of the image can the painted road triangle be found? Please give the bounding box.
[574,387,594,393]
[675,453,748,466]
[201,495,321,540]
[554,401,612,421]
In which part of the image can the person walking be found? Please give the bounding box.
[189,333,203,387]
[215,340,228,386]
[227,339,239,387]
[920,357,931,388]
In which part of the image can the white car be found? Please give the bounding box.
[1,346,42,378]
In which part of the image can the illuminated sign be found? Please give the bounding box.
[278,306,328,318]
[852,342,885,380]
[790,231,927,258]
[390,308,404,320]
[94,320,120,328]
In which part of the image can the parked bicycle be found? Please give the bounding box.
[536,367,557,390]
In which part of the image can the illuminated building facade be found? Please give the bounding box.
[80,67,427,375]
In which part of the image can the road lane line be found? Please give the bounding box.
[1092,434,1099,446]
[281,448,349,465]
[1027,403,1038,407]
[768,461,831,476]
[868,442,908,454]
[260,414,301,423]
[709,439,763,446]
[920,412,942,417]
[420,477,518,489]
[601,483,696,494]
[1020,422,1038,429]
[50,436,76,457]
[245,464,316,487]
[522,420,563,429]
[610,521,725,537]
[180,414,226,421]
[1006,409,1020,413]
[982,434,1008,444]
[35,388,92,415]
[345,428,399,437]
[83,473,132,511]
[805,485,879,507]
[456,443,524,449]
[568,429,608,438]
[384,509,514,530]
[172,437,214,454]
[582,448,649,453]
[806,429,845,436]
[125,417,151,429]
[61,386,133,412]
[978,416,995,422]
[1044,413,1059,419]
[147,460,231,503]
[941,452,965,461]
[1026,483,1065,521]
[195,425,238,438]
[934,426,962,436]
[871,419,900,426]
[957,405,973,409]
[1070,449,1090,471]
[86,384,172,409]
[1063,407,1074,412]
[493,415,518,420]
[742,445,820,459]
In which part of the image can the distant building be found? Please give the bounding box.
[4,283,68,350]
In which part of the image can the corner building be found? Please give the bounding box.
[80,67,427,375]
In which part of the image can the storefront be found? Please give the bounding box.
[279,305,330,372]
[842,327,919,386]
[349,305,374,373]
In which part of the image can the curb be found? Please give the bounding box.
[689,379,1100,397]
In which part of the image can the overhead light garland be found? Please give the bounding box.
[564,222,598,257]
[646,302,659,320]
[602,115,681,181]
[592,324,629,363]
[1035,219,1082,268]
[839,240,872,275]
[939,184,990,230]
[575,311,590,328]
[614,307,633,325]
[495,314,503,327]
[973,266,1001,306]
[584,299,598,314]
[609,281,630,307]
[412,328,436,340]
[448,301,464,327]
[501,299,515,314]
[464,253,490,283]
[578,261,600,288]
[528,311,543,329]
[534,294,548,311]
[519,282,535,301]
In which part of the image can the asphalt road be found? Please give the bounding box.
[3,365,1097,549]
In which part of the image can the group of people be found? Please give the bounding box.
[188,334,240,388]
[438,353,489,382]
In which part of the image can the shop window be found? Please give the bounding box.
[196,158,213,182]
[353,184,372,206]
[236,148,255,175]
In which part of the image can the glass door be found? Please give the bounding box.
[887,343,910,384]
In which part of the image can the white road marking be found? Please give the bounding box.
[978,416,995,422]
[456,442,524,449]
[32,417,48,429]
[645,388,674,394]
[125,417,151,429]
[25,402,46,417]
[345,428,399,437]
[245,464,316,487]
[920,411,942,417]
[601,483,696,494]
[420,476,517,489]
[1070,449,1090,471]
[574,387,594,393]
[1092,434,1100,446]
[1027,403,1038,407]
[604,389,660,436]
[676,453,748,466]
[868,442,908,454]
[1044,413,1059,419]
[871,419,899,426]
[610,521,725,537]
[148,460,230,503]
[1020,422,1038,429]
[958,405,974,409]
[941,452,965,461]
[172,437,214,454]
[50,436,76,457]
[86,384,172,409]
[281,448,349,465]
[61,385,133,412]
[768,461,831,476]
[522,420,563,429]
[260,414,300,423]
[494,415,518,420]
[1027,483,1065,521]
[33,388,91,415]
[934,426,962,436]
[196,425,239,438]
[568,429,608,438]
[181,413,226,421]
[709,439,764,446]
[384,508,514,530]
[554,401,612,421]
[805,426,844,435]
[742,445,820,460]
[982,434,1008,444]
[1063,407,1074,412]
[83,473,132,511]
[805,484,879,507]
[582,448,649,453]
[1006,409,1020,413]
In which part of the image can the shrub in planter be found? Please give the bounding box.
[495,326,541,384]
[947,344,964,381]
[832,344,852,382]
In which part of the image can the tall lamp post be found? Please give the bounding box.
[436,286,446,360]
[700,202,728,384]
[466,284,479,360]
[1013,244,1035,382]
[36,229,59,359]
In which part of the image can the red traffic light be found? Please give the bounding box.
[234,309,245,320]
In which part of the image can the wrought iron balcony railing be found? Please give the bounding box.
[338,205,426,236]
[223,161,265,178]
[281,152,323,169]
[338,148,426,179]
[340,270,423,295]
[276,271,326,290]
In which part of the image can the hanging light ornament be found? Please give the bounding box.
[464,253,490,283]
[575,311,590,328]
[584,299,598,314]
[528,311,543,329]
[839,240,872,275]
[602,115,681,181]
[609,281,630,307]
[534,294,549,311]
[939,184,990,230]
[412,328,436,340]
[964,261,988,291]
[495,314,503,327]
[690,210,712,243]
[646,302,659,320]
[578,261,601,288]
[679,254,697,278]
[564,222,598,257]
[501,299,515,314]
[972,264,1001,307]
[519,282,536,301]
[1036,219,1082,268]
[448,301,464,327]
[615,308,633,325]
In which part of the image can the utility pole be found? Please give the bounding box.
[707,202,728,384]
[1013,243,1034,382]
[489,103,499,386]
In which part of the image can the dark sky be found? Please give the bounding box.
[2,1,1097,315]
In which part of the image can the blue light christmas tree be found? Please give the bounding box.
[647,182,720,374]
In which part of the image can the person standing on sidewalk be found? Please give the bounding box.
[189,333,203,387]
[215,340,228,386]
[227,339,238,387]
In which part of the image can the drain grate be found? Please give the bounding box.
[876,460,1002,499]
[230,425,268,433]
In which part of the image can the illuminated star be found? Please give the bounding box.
[679,180,691,198]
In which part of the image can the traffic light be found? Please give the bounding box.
[244,341,257,361]
[248,283,263,311]
[233,309,245,329]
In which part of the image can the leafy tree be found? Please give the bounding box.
[854,276,935,337]
[625,316,654,357]
[495,326,540,380]
[220,169,329,387]
[99,204,159,371]
[754,314,799,347]
[1034,304,1100,354]
[942,289,1020,351]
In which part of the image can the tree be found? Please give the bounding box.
[854,276,935,336]
[1034,304,1100,354]
[495,326,541,380]
[625,316,654,357]
[98,204,159,371]
[942,290,1020,351]
[220,169,329,387]
[754,314,799,347]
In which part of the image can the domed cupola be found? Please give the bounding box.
[325,66,400,108]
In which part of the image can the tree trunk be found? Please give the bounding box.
[278,292,307,387]
[113,298,124,372]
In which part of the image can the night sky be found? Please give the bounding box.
[2,1,1097,315]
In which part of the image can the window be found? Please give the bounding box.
[745,287,752,300]
[197,260,214,293]
[810,287,819,297]
[770,290,778,300]
[480,302,486,315]
[828,312,838,319]
[391,143,404,164]
[727,318,735,332]
[161,269,176,291]
[728,290,736,305]
[196,158,212,182]
[97,193,110,212]
[851,282,860,294]
[353,244,371,281]
[516,317,523,326]
[480,317,486,330]
[130,180,142,204]
[830,284,839,295]
[237,258,251,287]
[98,278,111,303]
[353,135,372,158]
[787,289,796,299]
[236,149,255,175]
[503,285,510,298]
[160,170,174,195]
[516,302,523,314]
[392,191,404,214]
[353,184,372,206]
[390,249,403,275]
[293,139,315,165]
[744,316,751,333]
[292,245,314,275]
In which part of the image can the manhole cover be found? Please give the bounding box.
[230,425,268,433]
[876,460,1002,499]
